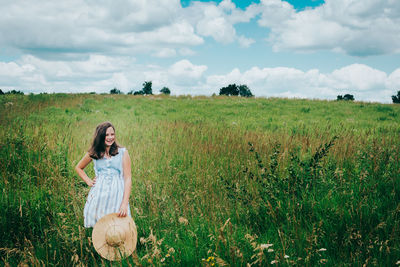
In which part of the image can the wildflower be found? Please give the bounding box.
[72,254,79,263]
[268,249,274,253]
[161,258,165,262]
[260,243,273,250]
[178,217,189,225]
[284,255,289,259]
[166,253,170,257]
[206,256,215,263]
[318,248,327,252]
[271,260,278,264]
[396,260,400,265]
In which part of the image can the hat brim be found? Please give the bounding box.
[92,213,137,261]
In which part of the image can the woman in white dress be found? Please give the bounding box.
[75,121,132,228]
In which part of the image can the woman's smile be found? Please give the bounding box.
[105,127,115,146]
[105,138,114,145]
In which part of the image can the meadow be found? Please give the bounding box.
[0,93,399,266]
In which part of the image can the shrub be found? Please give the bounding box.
[337,94,354,101]
[142,81,153,95]
[4,90,24,95]
[219,84,253,97]
[133,90,144,95]
[392,90,400,103]
[220,84,239,96]
[110,87,122,94]
[160,87,171,95]
[131,81,153,95]
[238,84,253,97]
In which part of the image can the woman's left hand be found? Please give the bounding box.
[118,202,128,217]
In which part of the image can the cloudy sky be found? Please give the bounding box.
[1,0,399,102]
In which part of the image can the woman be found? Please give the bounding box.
[75,121,132,228]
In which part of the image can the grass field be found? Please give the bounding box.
[1,93,399,266]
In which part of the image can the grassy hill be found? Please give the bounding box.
[1,94,399,266]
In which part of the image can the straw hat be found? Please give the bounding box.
[92,213,137,261]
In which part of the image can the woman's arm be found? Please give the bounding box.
[75,153,96,187]
[118,149,132,217]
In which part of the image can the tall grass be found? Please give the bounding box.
[1,94,399,266]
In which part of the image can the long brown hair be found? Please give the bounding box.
[88,122,120,159]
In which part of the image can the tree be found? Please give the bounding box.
[110,87,122,94]
[238,84,253,97]
[219,84,253,97]
[133,90,144,95]
[392,90,400,104]
[142,81,153,95]
[0,89,4,95]
[219,84,239,96]
[343,94,354,101]
[337,94,354,101]
[5,90,24,95]
[160,87,171,95]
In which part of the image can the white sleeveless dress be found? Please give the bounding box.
[83,147,131,228]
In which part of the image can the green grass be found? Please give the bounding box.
[1,94,399,266]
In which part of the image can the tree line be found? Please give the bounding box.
[109,81,169,95]
[1,87,400,103]
[109,82,254,97]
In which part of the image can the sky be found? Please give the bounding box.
[0,0,400,103]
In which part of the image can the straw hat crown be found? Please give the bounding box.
[105,225,126,247]
[92,213,137,261]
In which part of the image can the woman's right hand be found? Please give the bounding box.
[88,176,97,187]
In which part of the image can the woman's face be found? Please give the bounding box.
[104,126,115,147]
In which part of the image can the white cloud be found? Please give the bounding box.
[0,56,210,94]
[0,0,204,59]
[207,64,399,103]
[183,0,258,46]
[18,55,131,79]
[257,0,295,28]
[179,47,196,56]
[0,54,134,93]
[330,64,387,91]
[131,21,203,46]
[195,4,237,44]
[169,59,207,78]
[1,54,398,102]
[0,0,260,60]
[1,0,399,62]
[152,48,177,58]
[258,0,400,56]
[387,69,400,90]
[238,35,255,48]
[168,59,207,86]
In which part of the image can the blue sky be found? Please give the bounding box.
[182,0,325,10]
[0,0,399,102]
